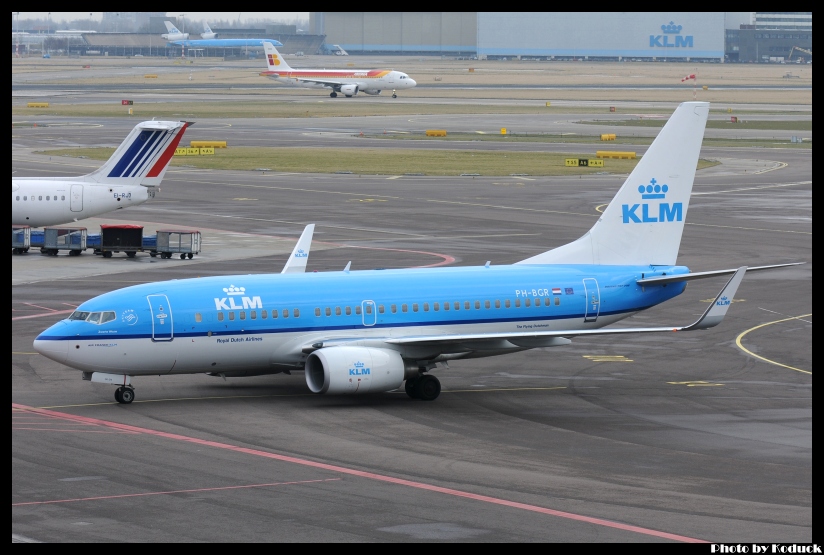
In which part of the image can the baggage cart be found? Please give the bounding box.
[41,227,87,256]
[12,225,31,254]
[155,229,201,259]
[95,224,144,258]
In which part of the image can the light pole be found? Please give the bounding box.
[47,12,51,55]
[15,12,20,58]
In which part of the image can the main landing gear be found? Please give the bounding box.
[330,91,337,98]
[114,386,135,404]
[404,374,441,401]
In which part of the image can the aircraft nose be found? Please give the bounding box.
[408,78,417,87]
[33,325,69,364]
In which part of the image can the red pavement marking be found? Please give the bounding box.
[12,403,707,543]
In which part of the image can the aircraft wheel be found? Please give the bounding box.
[330,92,337,98]
[405,378,420,399]
[414,375,441,401]
[392,94,397,98]
[114,388,123,403]
[119,388,135,404]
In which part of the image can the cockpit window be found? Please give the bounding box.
[68,311,116,324]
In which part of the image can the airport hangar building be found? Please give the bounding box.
[310,12,811,63]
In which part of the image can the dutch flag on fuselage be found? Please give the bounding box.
[80,120,190,187]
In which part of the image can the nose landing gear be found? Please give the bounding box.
[392,89,397,98]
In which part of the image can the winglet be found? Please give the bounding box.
[343,261,351,273]
[681,267,747,331]
[281,224,315,274]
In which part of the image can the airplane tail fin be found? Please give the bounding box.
[77,121,190,187]
[263,42,293,72]
[517,101,710,266]
[164,21,179,34]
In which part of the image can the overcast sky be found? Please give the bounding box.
[14,13,309,23]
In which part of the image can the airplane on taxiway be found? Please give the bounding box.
[161,21,188,41]
[12,120,189,228]
[33,102,803,405]
[260,42,416,98]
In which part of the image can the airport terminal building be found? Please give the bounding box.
[311,12,811,63]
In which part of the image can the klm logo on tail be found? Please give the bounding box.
[622,179,683,224]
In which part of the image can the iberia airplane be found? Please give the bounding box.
[260,42,416,98]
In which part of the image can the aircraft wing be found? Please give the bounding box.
[382,267,748,347]
[636,262,802,285]
[289,77,351,88]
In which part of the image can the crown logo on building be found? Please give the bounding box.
[638,178,669,199]
[661,21,682,34]
[223,285,246,296]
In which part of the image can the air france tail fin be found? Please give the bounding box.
[263,42,293,72]
[77,121,190,187]
[517,101,710,266]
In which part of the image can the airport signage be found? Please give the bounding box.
[650,21,693,48]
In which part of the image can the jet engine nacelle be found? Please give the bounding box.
[340,84,359,97]
[361,89,382,96]
[305,346,406,395]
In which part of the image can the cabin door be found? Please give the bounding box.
[70,184,83,212]
[147,294,174,341]
[582,278,601,323]
[361,300,376,326]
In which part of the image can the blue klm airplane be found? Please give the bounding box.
[33,102,801,404]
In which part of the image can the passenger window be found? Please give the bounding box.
[240,311,246,320]
[378,305,385,314]
[412,303,418,312]
[484,300,491,309]
[251,311,257,319]
[495,300,501,309]
[195,313,203,323]
[355,306,361,315]
[505,300,511,308]
[218,312,224,322]
[293,308,300,318]
[443,302,449,311]
[524,299,531,307]
[390,305,396,314]
[345,306,352,316]
[262,310,268,319]
[454,302,460,310]
[433,302,439,311]
[315,308,321,317]
[423,303,429,312]
[555,297,560,306]
[326,307,332,316]
[544,298,551,306]
[62,195,65,200]
[336,307,342,316]
[366,305,373,315]
[228,312,235,321]
[515,299,521,308]
[283,309,289,318]
[272,309,278,319]
[46,196,50,201]
[39,196,42,200]
[475,301,480,309]
[402,304,408,313]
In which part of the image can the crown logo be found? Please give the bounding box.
[353,361,365,368]
[661,21,682,34]
[223,285,246,296]
[638,178,668,199]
